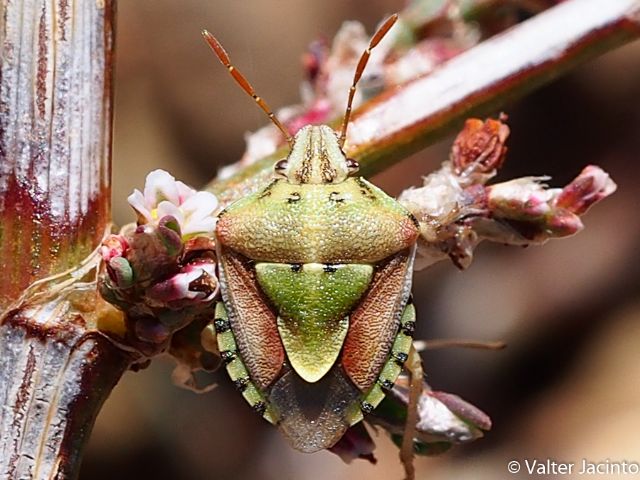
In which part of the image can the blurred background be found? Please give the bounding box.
[82,1,640,478]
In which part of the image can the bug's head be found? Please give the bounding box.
[273,125,359,184]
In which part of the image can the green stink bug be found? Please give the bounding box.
[204,14,423,463]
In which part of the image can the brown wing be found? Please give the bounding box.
[218,246,285,389]
[341,247,415,391]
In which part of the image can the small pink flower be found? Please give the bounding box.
[482,168,615,241]
[128,169,219,238]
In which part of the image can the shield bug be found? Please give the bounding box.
[203,14,423,471]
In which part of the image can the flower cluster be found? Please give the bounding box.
[483,165,616,243]
[399,116,617,270]
[99,170,220,354]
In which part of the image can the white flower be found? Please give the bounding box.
[127,169,219,237]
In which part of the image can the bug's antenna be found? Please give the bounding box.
[202,30,294,148]
[338,13,398,150]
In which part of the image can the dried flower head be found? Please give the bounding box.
[451,115,510,174]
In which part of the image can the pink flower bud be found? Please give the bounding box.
[100,234,129,262]
[487,178,554,219]
[106,257,134,289]
[555,165,617,215]
[545,209,584,237]
[429,391,492,431]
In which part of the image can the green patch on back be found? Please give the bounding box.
[255,262,373,383]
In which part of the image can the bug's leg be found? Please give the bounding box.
[400,342,423,480]
[414,338,505,351]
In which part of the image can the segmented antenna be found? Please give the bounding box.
[338,13,398,149]
[202,30,294,147]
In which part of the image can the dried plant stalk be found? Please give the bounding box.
[0,2,127,479]
[0,0,115,309]
[1,293,131,480]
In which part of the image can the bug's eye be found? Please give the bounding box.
[346,158,359,174]
[274,159,288,174]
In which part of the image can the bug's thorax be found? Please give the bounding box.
[280,125,350,185]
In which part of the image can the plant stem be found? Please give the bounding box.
[0,0,115,309]
[0,1,125,479]
[0,296,131,480]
